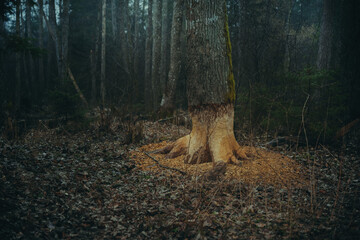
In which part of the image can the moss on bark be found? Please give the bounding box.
[224,4,235,103]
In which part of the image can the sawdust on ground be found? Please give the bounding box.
[131,141,306,188]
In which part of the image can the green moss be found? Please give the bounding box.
[224,3,235,103]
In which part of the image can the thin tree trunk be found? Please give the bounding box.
[317,0,333,70]
[151,0,162,111]
[144,0,153,111]
[111,0,118,42]
[119,0,129,75]
[61,0,70,81]
[15,0,21,111]
[159,0,170,96]
[101,0,107,106]
[68,67,89,107]
[38,0,44,97]
[283,0,294,72]
[160,0,184,111]
[133,0,140,100]
[48,0,62,78]
[91,2,102,105]
[25,0,35,100]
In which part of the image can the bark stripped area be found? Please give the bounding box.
[156,1,249,167]
[158,104,251,165]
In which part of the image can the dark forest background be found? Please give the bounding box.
[0,0,359,143]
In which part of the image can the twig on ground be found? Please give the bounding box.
[137,150,187,176]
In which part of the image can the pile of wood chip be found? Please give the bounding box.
[131,141,307,188]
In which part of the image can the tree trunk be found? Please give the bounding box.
[159,0,170,96]
[38,0,45,97]
[119,0,129,75]
[48,0,62,78]
[133,0,140,100]
[283,0,294,73]
[160,0,184,111]
[144,0,153,111]
[25,0,35,100]
[158,0,250,165]
[15,0,21,111]
[61,0,70,81]
[317,0,333,70]
[151,0,162,111]
[111,0,118,42]
[91,2,102,105]
[100,0,107,106]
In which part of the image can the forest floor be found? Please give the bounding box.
[1,116,360,239]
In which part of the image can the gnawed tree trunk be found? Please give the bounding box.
[158,0,251,165]
[151,0,162,111]
[317,0,333,70]
[100,0,107,106]
[144,0,153,111]
[160,0,184,111]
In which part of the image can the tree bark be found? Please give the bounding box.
[144,0,153,111]
[158,0,250,165]
[61,0,70,81]
[151,0,162,111]
[100,0,107,106]
[48,0,62,78]
[159,0,170,96]
[38,0,45,96]
[133,0,140,100]
[283,0,294,73]
[91,2,102,105]
[317,0,333,70]
[111,0,118,42]
[119,0,129,75]
[15,0,21,111]
[160,0,184,111]
[25,0,35,99]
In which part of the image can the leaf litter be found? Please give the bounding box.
[0,119,359,239]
